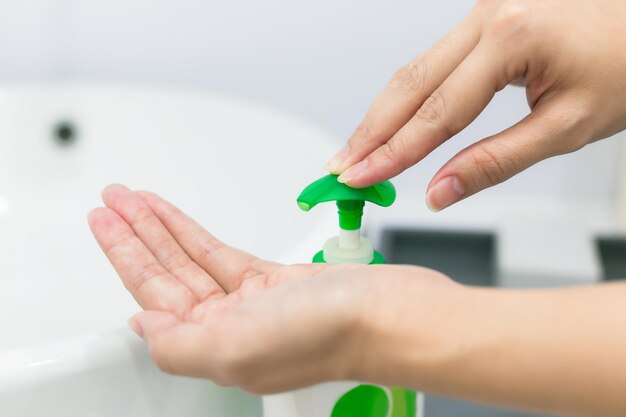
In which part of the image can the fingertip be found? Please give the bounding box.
[425,195,442,213]
[87,207,120,229]
[426,176,465,212]
[86,206,134,254]
[102,183,128,196]
[87,208,102,234]
[338,162,395,190]
[336,160,368,185]
[325,162,339,175]
[128,316,145,339]
[325,160,340,175]
[101,183,132,207]
[325,146,351,174]
[87,207,103,222]
[130,311,181,340]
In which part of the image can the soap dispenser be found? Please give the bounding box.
[288,174,423,417]
[297,173,393,265]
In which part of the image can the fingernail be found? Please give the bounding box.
[326,146,351,174]
[337,160,368,184]
[426,176,465,212]
[128,317,145,339]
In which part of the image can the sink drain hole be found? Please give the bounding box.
[52,120,78,146]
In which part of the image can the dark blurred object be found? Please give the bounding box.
[52,120,78,146]
[380,228,496,286]
[596,237,626,281]
[423,397,544,417]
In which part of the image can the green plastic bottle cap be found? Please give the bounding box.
[296,174,396,230]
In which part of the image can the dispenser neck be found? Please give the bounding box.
[339,228,360,250]
[336,200,365,230]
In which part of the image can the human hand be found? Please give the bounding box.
[87,185,626,416]
[326,0,626,211]
[87,184,457,393]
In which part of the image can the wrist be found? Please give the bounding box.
[317,270,380,382]
[347,266,479,388]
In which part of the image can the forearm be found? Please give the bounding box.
[358,277,626,417]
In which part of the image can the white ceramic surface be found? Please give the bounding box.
[0,84,338,416]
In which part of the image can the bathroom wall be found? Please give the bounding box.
[0,0,622,208]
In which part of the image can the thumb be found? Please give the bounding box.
[129,310,211,377]
[128,310,180,340]
[426,98,590,211]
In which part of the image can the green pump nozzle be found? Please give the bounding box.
[297,174,396,230]
[297,174,396,264]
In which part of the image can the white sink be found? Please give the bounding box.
[0,84,337,416]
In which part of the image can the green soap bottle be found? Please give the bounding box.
[296,174,421,417]
[297,174,395,265]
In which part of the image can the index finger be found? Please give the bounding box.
[326,11,483,174]
[338,35,518,188]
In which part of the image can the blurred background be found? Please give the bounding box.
[1,1,625,416]
[1,0,621,205]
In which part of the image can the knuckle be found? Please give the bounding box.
[415,91,450,136]
[349,121,380,147]
[467,143,518,188]
[160,248,192,273]
[569,111,595,151]
[487,1,536,43]
[133,206,154,225]
[378,141,402,166]
[352,122,372,140]
[390,61,428,95]
[547,104,594,153]
[199,236,225,259]
[131,263,166,292]
[375,139,412,171]
[103,232,134,256]
[159,208,181,225]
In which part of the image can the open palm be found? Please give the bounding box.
[88,184,370,393]
[89,185,455,394]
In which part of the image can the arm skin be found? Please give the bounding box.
[359,277,626,417]
[89,184,626,417]
[326,0,626,211]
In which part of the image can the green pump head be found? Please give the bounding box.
[297,174,396,230]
